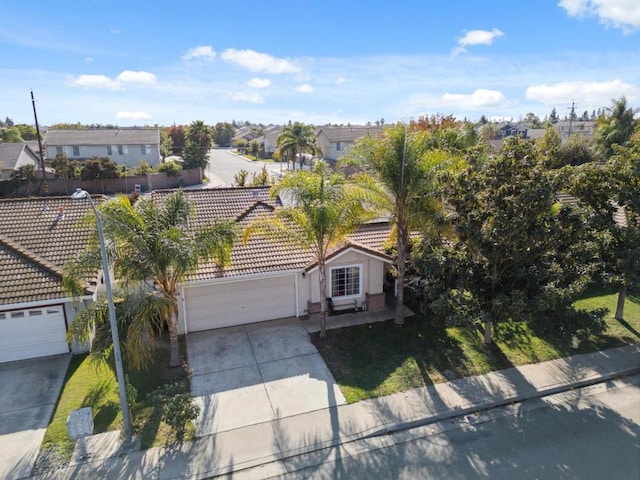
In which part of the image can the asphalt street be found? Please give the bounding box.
[270,374,640,480]
[205,148,285,187]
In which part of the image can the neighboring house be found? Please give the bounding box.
[258,126,283,158]
[151,187,394,334]
[44,128,161,167]
[553,121,597,141]
[316,126,385,162]
[496,122,528,139]
[0,196,99,363]
[0,143,42,180]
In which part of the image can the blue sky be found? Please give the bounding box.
[1,0,639,126]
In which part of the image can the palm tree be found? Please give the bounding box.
[243,161,377,337]
[276,122,318,170]
[183,120,213,171]
[342,124,466,326]
[64,191,236,367]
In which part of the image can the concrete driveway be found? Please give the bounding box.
[187,318,346,437]
[0,354,70,480]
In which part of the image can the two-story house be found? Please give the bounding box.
[44,128,161,168]
[315,126,385,162]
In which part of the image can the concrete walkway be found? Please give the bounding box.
[31,315,640,479]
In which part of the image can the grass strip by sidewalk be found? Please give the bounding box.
[39,336,190,461]
[312,286,639,403]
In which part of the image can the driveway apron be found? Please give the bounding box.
[0,354,70,480]
[187,318,346,437]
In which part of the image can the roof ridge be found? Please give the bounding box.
[235,200,275,222]
[0,232,63,278]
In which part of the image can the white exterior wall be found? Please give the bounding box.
[306,251,387,310]
[46,144,161,167]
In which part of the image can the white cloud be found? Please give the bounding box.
[221,48,301,74]
[116,70,157,85]
[85,57,94,63]
[295,84,314,93]
[228,92,265,104]
[441,89,507,109]
[116,111,151,120]
[559,0,640,31]
[181,45,217,61]
[525,79,639,104]
[247,78,271,88]
[68,70,157,90]
[334,76,347,84]
[453,28,504,54]
[68,74,121,90]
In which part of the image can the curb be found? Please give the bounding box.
[375,365,640,437]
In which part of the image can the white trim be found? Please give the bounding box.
[294,273,299,317]
[181,286,188,335]
[329,264,363,300]
[0,296,89,312]
[179,269,300,288]
[306,248,392,274]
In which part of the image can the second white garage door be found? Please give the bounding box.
[184,275,296,332]
[0,305,69,363]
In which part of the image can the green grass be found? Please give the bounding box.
[312,285,639,403]
[41,335,190,460]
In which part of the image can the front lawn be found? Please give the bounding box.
[312,285,639,403]
[38,335,191,465]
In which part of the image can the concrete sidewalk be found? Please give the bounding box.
[32,342,639,479]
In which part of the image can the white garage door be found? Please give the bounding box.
[185,275,296,332]
[0,305,69,363]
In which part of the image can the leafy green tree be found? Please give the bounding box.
[536,126,561,161]
[10,164,38,193]
[555,134,597,167]
[549,107,559,124]
[342,124,466,326]
[79,156,120,180]
[596,96,638,158]
[15,124,37,141]
[212,122,235,147]
[276,122,317,170]
[160,129,173,160]
[243,161,377,337]
[167,125,186,155]
[64,191,236,367]
[438,139,600,344]
[51,153,77,194]
[182,120,212,170]
[566,135,640,320]
[1,126,23,142]
[249,139,261,158]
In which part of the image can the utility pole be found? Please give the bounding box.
[30,91,47,196]
[567,101,576,138]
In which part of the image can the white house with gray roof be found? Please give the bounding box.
[44,128,161,167]
[316,126,385,162]
[0,143,42,179]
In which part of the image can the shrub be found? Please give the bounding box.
[150,381,199,442]
[158,161,182,177]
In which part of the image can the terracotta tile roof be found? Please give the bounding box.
[154,187,393,282]
[0,196,101,305]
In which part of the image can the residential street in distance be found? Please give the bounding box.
[205,148,285,187]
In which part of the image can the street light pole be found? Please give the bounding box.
[71,188,132,443]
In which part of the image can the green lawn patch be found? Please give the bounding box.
[40,335,191,462]
[312,285,639,403]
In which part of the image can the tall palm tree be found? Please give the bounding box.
[342,124,466,326]
[276,122,318,170]
[64,191,236,367]
[243,161,377,337]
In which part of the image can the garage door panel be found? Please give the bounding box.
[0,306,69,363]
[185,276,296,332]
